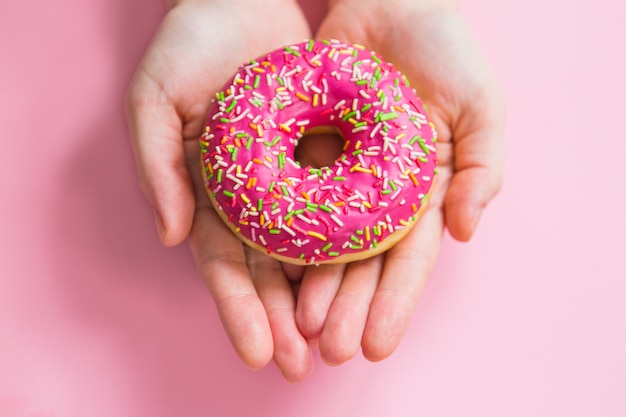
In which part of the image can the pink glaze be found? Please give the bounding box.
[200,40,437,264]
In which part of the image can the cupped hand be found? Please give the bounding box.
[126,0,316,382]
[127,0,504,382]
[291,0,505,364]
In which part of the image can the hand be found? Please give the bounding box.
[290,0,505,364]
[126,0,317,382]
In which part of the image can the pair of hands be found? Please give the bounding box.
[126,0,504,383]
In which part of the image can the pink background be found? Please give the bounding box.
[1,0,625,416]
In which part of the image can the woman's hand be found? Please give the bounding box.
[290,0,505,365]
[126,0,317,382]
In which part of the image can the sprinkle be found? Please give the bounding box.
[370,123,382,138]
[342,111,357,122]
[226,174,244,186]
[285,46,302,57]
[282,224,296,237]
[307,230,327,241]
[225,99,237,113]
[353,166,374,174]
[379,112,399,122]
[330,215,344,227]
[296,92,310,102]
[409,135,421,145]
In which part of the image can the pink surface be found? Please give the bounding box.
[1,0,625,416]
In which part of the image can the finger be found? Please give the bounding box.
[247,248,314,383]
[126,75,195,246]
[362,205,444,362]
[295,263,346,340]
[281,263,305,283]
[188,202,273,371]
[445,86,505,241]
[318,256,383,365]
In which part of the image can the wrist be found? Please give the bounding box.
[328,0,459,13]
[170,0,301,9]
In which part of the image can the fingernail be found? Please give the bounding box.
[471,208,483,235]
[154,209,166,243]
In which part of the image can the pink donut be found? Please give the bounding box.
[200,40,437,265]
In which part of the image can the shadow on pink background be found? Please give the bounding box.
[1,0,624,416]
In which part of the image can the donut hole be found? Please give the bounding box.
[294,126,345,169]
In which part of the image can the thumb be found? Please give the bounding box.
[444,90,505,241]
[126,76,195,246]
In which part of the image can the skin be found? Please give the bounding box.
[126,0,504,383]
